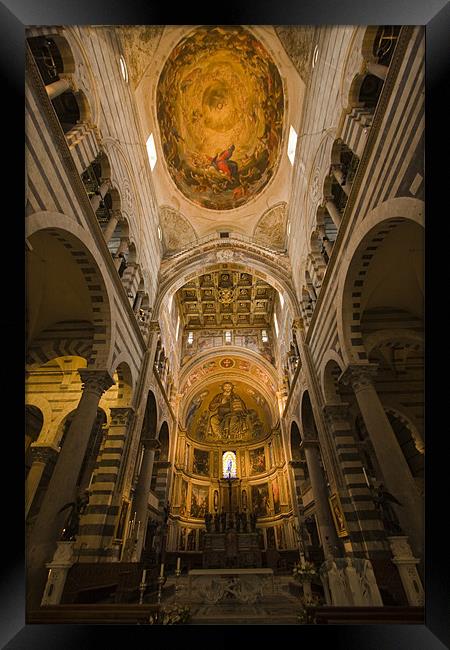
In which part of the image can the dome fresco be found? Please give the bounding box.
[156,26,285,211]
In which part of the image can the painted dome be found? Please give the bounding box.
[156,26,284,211]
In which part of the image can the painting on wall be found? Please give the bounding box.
[271,478,281,514]
[156,25,284,210]
[251,483,270,517]
[191,485,209,518]
[249,446,266,475]
[179,479,188,516]
[187,380,270,445]
[329,493,348,538]
[193,448,210,476]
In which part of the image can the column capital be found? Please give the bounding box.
[142,437,161,451]
[78,368,115,396]
[289,459,305,470]
[30,444,59,464]
[301,438,320,449]
[109,406,135,426]
[148,320,161,333]
[292,317,305,333]
[339,364,378,392]
[323,402,351,423]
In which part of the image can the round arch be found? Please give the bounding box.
[320,350,346,403]
[26,211,114,370]
[155,245,300,322]
[336,197,424,365]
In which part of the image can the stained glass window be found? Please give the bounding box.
[222,450,237,478]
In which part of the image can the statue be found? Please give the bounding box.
[372,484,403,535]
[58,491,89,541]
[241,510,248,533]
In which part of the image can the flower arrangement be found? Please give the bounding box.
[297,594,322,624]
[148,604,191,625]
[292,560,318,583]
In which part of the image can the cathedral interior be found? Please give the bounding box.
[25,24,425,625]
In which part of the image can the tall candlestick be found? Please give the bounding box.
[362,466,370,488]
[160,562,165,577]
[176,557,181,572]
[142,569,147,583]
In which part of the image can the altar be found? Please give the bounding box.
[203,530,262,569]
[187,568,274,604]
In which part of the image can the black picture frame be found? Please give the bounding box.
[8,0,449,647]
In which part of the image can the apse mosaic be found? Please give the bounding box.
[156,26,284,210]
[185,379,271,445]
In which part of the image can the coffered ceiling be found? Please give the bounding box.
[176,269,276,330]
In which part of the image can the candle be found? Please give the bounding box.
[176,557,181,572]
[142,569,147,583]
[160,563,165,577]
[362,466,370,488]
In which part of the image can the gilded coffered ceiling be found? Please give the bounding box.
[176,269,276,330]
[156,25,284,211]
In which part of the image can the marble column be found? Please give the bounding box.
[103,210,121,243]
[45,77,71,100]
[133,291,144,314]
[114,238,129,271]
[388,536,424,606]
[302,439,339,559]
[27,369,114,607]
[366,61,389,80]
[90,180,111,213]
[340,364,423,558]
[78,406,135,559]
[25,444,59,518]
[325,197,343,226]
[132,438,161,559]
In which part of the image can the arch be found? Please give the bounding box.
[384,406,424,455]
[26,212,113,370]
[363,328,424,359]
[139,390,158,443]
[290,420,303,461]
[24,394,52,442]
[300,391,319,441]
[157,421,170,461]
[321,352,346,403]
[25,405,45,452]
[110,360,134,407]
[155,245,300,324]
[336,197,424,365]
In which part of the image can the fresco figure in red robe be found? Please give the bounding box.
[210,145,240,183]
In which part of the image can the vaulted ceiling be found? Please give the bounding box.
[156,25,284,211]
[124,25,308,240]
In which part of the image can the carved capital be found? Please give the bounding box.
[109,406,134,427]
[78,369,115,396]
[301,438,320,449]
[30,444,59,464]
[148,320,161,333]
[339,364,378,392]
[323,402,351,423]
[292,318,305,333]
[142,438,161,451]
